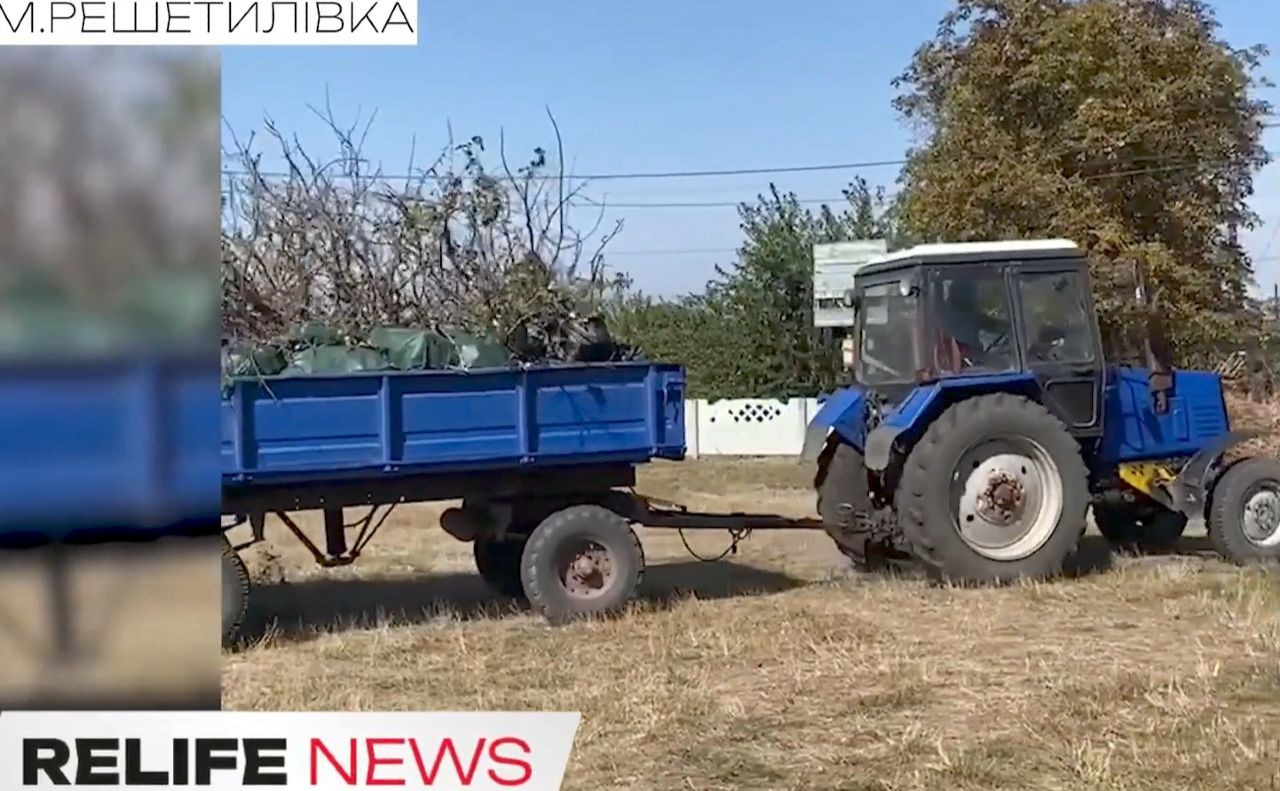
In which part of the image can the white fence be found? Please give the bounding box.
[682,398,822,458]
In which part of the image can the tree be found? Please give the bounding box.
[608,179,894,398]
[893,0,1272,355]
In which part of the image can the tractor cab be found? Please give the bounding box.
[845,240,1105,435]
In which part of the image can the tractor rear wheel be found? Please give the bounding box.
[1094,500,1188,554]
[898,393,1089,584]
[1207,457,1280,564]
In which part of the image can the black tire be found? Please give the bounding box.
[898,393,1089,584]
[221,539,250,648]
[520,505,644,624]
[473,538,527,599]
[1207,457,1280,564]
[815,437,877,570]
[1094,500,1188,554]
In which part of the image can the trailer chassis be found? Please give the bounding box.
[220,464,821,643]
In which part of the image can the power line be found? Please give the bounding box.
[574,155,1278,210]
[574,195,873,209]
[220,156,910,184]
[606,247,737,257]
[605,247,1280,260]
[221,134,1280,186]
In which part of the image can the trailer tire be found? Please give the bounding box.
[1094,500,1188,554]
[221,539,250,649]
[899,393,1089,584]
[473,538,527,599]
[521,505,644,625]
[1207,457,1280,564]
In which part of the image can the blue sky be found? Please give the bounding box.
[222,0,1280,297]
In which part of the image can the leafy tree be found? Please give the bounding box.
[609,179,894,398]
[605,290,734,397]
[893,0,1272,355]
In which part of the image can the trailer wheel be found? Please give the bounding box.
[1207,457,1280,564]
[1094,500,1188,554]
[521,505,644,624]
[473,538,527,599]
[899,393,1089,584]
[221,539,250,648]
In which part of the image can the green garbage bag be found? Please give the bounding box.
[288,320,345,347]
[440,327,510,370]
[117,272,217,342]
[221,341,287,378]
[0,304,133,358]
[368,327,455,370]
[283,344,390,375]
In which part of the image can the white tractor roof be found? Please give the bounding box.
[870,239,1080,266]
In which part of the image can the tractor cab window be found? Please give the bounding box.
[932,268,1017,374]
[1017,271,1095,364]
[858,280,919,385]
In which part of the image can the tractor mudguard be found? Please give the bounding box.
[864,384,944,471]
[1168,429,1260,518]
[801,386,868,462]
[862,373,1038,471]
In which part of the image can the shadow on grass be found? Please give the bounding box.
[234,560,810,648]
[1096,535,1220,563]
[1064,535,1116,578]
[232,535,1228,649]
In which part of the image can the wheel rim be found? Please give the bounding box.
[1241,485,1280,548]
[951,438,1064,561]
[557,540,615,600]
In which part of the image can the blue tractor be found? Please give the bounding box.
[804,239,1280,582]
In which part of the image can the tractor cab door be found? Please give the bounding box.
[1012,266,1105,436]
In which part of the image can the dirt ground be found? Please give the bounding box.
[222,452,1280,791]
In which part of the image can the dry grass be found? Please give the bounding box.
[223,454,1280,790]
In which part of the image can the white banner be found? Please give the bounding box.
[0,0,419,45]
[0,711,580,790]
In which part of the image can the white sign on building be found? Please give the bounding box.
[812,240,887,328]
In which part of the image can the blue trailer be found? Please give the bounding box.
[0,350,219,663]
[0,352,219,541]
[220,361,815,641]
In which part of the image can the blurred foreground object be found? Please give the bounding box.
[0,47,221,709]
[0,283,221,708]
[0,542,220,709]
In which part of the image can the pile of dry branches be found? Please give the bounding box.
[221,105,623,345]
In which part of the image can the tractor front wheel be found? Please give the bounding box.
[898,393,1089,584]
[815,437,877,570]
[1207,458,1280,564]
[1094,500,1188,554]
